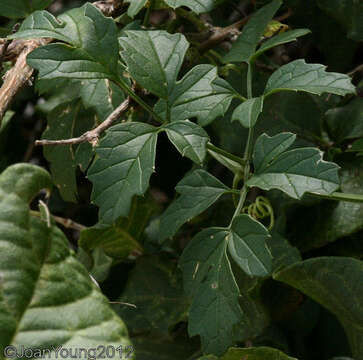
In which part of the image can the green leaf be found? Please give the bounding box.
[42,101,94,202]
[180,214,272,355]
[87,122,158,224]
[180,227,243,355]
[0,164,132,353]
[163,120,209,164]
[220,347,298,360]
[231,96,264,128]
[13,4,120,80]
[247,132,340,199]
[0,0,52,19]
[274,257,363,359]
[264,59,356,96]
[325,98,363,143]
[155,66,236,126]
[223,0,282,63]
[164,0,217,14]
[125,0,148,18]
[115,255,189,335]
[317,0,363,42]
[120,30,189,98]
[348,138,363,156]
[228,215,272,277]
[159,169,229,242]
[252,29,311,61]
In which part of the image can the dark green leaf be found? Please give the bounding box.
[247,132,340,199]
[0,164,132,353]
[159,169,229,242]
[155,65,236,125]
[115,255,189,335]
[223,0,282,63]
[13,4,120,80]
[219,346,298,360]
[120,30,189,98]
[164,120,209,164]
[0,0,52,19]
[164,0,217,14]
[252,29,311,61]
[264,59,356,96]
[275,257,363,359]
[348,138,363,156]
[88,122,158,224]
[231,96,264,128]
[325,98,363,143]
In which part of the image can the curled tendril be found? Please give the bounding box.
[242,196,274,230]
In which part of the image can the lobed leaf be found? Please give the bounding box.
[264,59,356,96]
[223,0,282,63]
[87,122,158,224]
[247,132,340,199]
[159,169,229,242]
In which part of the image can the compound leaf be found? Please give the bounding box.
[12,4,120,80]
[155,65,236,125]
[223,0,282,63]
[120,30,189,99]
[0,164,132,354]
[159,169,229,242]
[87,122,158,224]
[247,132,340,199]
[164,120,209,164]
[231,96,264,128]
[274,257,363,359]
[264,59,356,97]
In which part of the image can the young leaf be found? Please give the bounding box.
[247,132,340,199]
[180,227,243,355]
[87,122,158,224]
[164,0,217,14]
[180,214,272,355]
[264,59,356,97]
[252,29,311,61]
[159,169,229,242]
[228,215,272,277]
[120,30,189,98]
[154,65,236,125]
[0,0,52,19]
[223,0,282,63]
[274,257,363,359]
[163,120,209,164]
[0,164,132,353]
[231,96,264,128]
[12,4,120,80]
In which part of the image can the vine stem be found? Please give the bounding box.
[206,142,245,165]
[30,210,86,231]
[230,62,254,225]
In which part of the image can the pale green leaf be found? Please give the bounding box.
[275,257,363,359]
[264,59,356,96]
[120,30,189,98]
[13,4,120,80]
[247,132,340,199]
[159,169,229,242]
[228,215,272,277]
[0,164,132,354]
[0,0,52,19]
[231,96,264,128]
[252,29,311,61]
[164,120,209,164]
[164,0,217,13]
[87,123,158,224]
[155,65,236,125]
[220,347,298,360]
[223,0,282,63]
[125,0,148,18]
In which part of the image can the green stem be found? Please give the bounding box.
[143,0,154,27]
[206,142,245,165]
[232,173,242,207]
[247,61,253,99]
[114,78,164,124]
[308,191,363,203]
